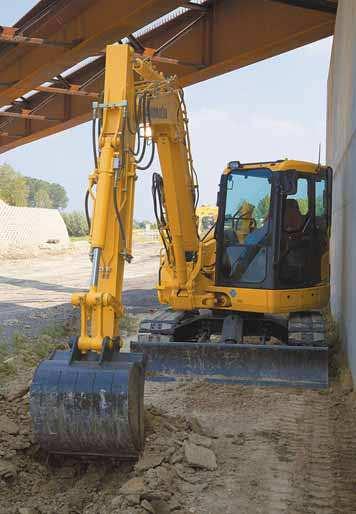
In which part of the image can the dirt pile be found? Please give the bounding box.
[0,373,220,514]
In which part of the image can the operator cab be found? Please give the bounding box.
[216,159,332,290]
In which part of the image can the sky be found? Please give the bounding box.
[0,2,333,220]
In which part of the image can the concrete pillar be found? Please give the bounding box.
[327,0,356,379]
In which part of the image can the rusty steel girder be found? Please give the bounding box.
[0,0,336,153]
[0,0,180,106]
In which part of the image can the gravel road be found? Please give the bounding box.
[0,241,160,341]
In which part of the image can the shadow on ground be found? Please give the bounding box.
[0,288,160,341]
[0,276,79,294]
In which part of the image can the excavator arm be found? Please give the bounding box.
[72,44,137,352]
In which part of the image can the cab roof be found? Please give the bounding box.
[225,159,327,175]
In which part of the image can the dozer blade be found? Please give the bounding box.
[130,341,328,389]
[30,341,145,459]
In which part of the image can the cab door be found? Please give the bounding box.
[277,169,332,288]
[215,168,274,289]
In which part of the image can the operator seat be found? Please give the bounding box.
[280,198,309,285]
[283,199,305,232]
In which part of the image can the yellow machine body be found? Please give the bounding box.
[68,46,331,348]
[156,159,330,316]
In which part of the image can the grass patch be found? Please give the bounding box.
[0,314,139,385]
[0,349,17,379]
[120,313,139,334]
[325,309,353,388]
[70,236,88,242]
[41,324,68,340]
[0,325,70,384]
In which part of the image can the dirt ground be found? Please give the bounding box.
[0,365,356,514]
[0,244,356,514]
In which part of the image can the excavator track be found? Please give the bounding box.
[288,311,328,347]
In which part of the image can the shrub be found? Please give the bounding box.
[62,211,89,237]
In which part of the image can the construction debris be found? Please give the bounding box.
[0,415,19,436]
[183,441,217,470]
[0,365,221,514]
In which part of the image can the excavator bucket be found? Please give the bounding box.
[130,341,328,389]
[30,339,145,459]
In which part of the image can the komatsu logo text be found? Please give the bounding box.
[150,106,168,119]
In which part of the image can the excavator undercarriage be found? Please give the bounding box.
[132,309,328,388]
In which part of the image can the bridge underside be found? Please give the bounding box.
[0,0,336,153]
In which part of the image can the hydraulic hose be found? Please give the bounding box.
[85,189,91,232]
[137,139,155,170]
[152,172,171,261]
[92,117,98,169]
[85,116,98,233]
[113,111,131,260]
[134,94,149,164]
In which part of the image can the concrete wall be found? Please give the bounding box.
[0,199,69,256]
[327,0,356,378]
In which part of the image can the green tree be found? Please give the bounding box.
[26,177,68,210]
[297,197,309,215]
[255,195,270,225]
[133,219,153,229]
[316,195,324,216]
[0,163,28,206]
[47,182,68,210]
[26,177,44,207]
[34,189,53,208]
[62,211,89,237]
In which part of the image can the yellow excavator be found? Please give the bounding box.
[30,44,332,459]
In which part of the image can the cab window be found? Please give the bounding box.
[221,169,272,284]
